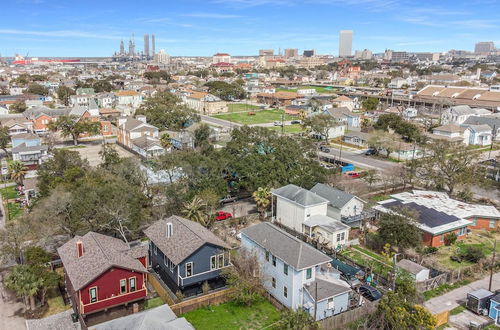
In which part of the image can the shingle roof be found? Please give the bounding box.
[57,232,147,291]
[273,184,328,207]
[144,216,230,265]
[303,278,351,301]
[241,222,332,270]
[310,183,361,209]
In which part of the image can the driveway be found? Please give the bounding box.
[424,272,500,314]
[0,272,26,330]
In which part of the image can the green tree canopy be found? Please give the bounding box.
[56,86,75,106]
[204,81,246,101]
[374,113,421,142]
[48,115,101,145]
[10,100,27,113]
[378,208,422,251]
[25,83,49,96]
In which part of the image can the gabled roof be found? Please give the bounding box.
[131,136,163,150]
[57,232,147,291]
[463,116,500,130]
[397,259,428,275]
[433,124,466,133]
[273,184,328,207]
[310,183,364,210]
[241,222,332,270]
[12,143,47,153]
[11,132,39,140]
[144,216,230,265]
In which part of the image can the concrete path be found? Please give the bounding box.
[424,272,500,314]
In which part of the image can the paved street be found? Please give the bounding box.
[200,114,242,129]
[424,272,500,314]
[319,149,399,171]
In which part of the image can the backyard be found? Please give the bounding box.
[340,245,393,278]
[0,186,23,221]
[212,109,295,125]
[181,298,281,330]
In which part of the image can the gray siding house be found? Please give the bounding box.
[144,216,231,296]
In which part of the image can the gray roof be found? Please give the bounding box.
[57,232,147,291]
[310,183,362,210]
[396,259,428,275]
[468,289,494,299]
[273,184,328,207]
[122,117,156,132]
[26,309,80,330]
[93,305,194,330]
[12,143,48,153]
[303,278,351,301]
[463,116,500,130]
[144,216,230,265]
[449,105,474,116]
[11,132,40,140]
[303,215,350,233]
[464,124,492,133]
[23,107,70,119]
[132,136,163,150]
[69,106,89,117]
[241,222,332,270]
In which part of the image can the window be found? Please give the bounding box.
[306,268,312,280]
[129,277,136,292]
[328,298,334,309]
[153,243,157,255]
[218,254,224,268]
[283,286,288,298]
[341,232,345,241]
[272,255,276,267]
[265,251,269,261]
[164,255,167,266]
[472,218,478,226]
[211,256,217,270]
[337,233,341,242]
[89,287,97,303]
[440,234,445,242]
[186,262,193,277]
[490,220,496,229]
[170,261,174,272]
[284,264,288,276]
[103,125,108,132]
[120,279,127,294]
[272,277,276,288]
[459,227,467,236]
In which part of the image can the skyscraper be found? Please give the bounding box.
[339,30,353,57]
[475,41,495,54]
[129,35,135,57]
[120,40,125,55]
[144,34,150,57]
[284,48,299,58]
[152,34,156,56]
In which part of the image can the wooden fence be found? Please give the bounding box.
[147,273,175,305]
[319,301,378,329]
[170,288,233,315]
[416,273,448,291]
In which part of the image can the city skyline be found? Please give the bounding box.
[1,0,499,57]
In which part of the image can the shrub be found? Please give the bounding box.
[457,246,485,263]
[423,247,438,254]
[202,281,210,295]
[444,233,457,246]
[175,290,184,303]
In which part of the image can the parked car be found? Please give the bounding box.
[291,120,302,124]
[365,148,377,156]
[220,195,237,204]
[273,121,282,126]
[319,146,331,153]
[215,211,232,221]
[345,171,360,179]
[358,284,382,301]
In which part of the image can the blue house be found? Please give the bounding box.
[144,216,231,296]
[241,222,352,321]
[489,294,500,326]
[11,133,48,168]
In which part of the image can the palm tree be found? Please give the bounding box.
[182,196,207,226]
[8,161,27,186]
[160,132,172,149]
[4,265,43,310]
[252,187,271,219]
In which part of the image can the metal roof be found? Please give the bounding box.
[272,184,328,207]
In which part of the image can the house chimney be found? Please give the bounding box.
[166,222,173,238]
[76,241,84,257]
[136,115,147,124]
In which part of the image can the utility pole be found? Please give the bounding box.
[314,281,318,321]
[488,124,496,160]
[489,239,496,292]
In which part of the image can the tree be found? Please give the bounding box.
[99,143,121,169]
[368,130,402,158]
[25,246,61,306]
[362,97,379,111]
[374,114,421,142]
[252,187,271,219]
[303,114,337,142]
[0,126,10,156]
[144,70,171,84]
[197,188,219,228]
[160,132,172,149]
[204,81,246,101]
[378,208,421,251]
[221,249,266,306]
[10,100,27,113]
[4,265,43,310]
[411,140,481,195]
[56,86,75,106]
[194,123,212,149]
[278,308,319,330]
[136,92,200,130]
[182,196,207,226]
[48,115,101,145]
[25,83,49,96]
[363,169,379,187]
[8,160,27,185]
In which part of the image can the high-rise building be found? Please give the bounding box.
[303,50,315,57]
[475,41,495,54]
[259,49,274,57]
[120,40,125,55]
[339,30,353,57]
[128,36,135,57]
[152,34,156,56]
[154,49,170,64]
[144,34,150,57]
[354,49,372,60]
[284,48,299,58]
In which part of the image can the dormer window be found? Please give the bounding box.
[166,222,173,238]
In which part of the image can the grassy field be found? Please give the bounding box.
[182,298,281,330]
[144,297,165,310]
[227,103,261,113]
[340,247,392,277]
[42,287,71,317]
[276,85,337,94]
[213,109,294,125]
[0,186,19,200]
[267,124,303,134]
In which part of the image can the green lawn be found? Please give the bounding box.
[182,298,281,330]
[213,109,294,125]
[144,297,165,310]
[42,287,71,317]
[450,305,465,315]
[340,247,392,277]
[7,202,23,220]
[227,103,261,113]
[0,186,18,200]
[267,124,303,134]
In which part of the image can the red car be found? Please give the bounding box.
[215,211,232,221]
[345,171,361,179]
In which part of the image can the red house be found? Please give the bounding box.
[57,232,148,317]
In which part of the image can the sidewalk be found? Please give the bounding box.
[424,272,500,314]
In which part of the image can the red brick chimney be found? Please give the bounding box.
[76,241,84,257]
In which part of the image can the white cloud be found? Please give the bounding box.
[181,13,242,19]
[0,29,123,40]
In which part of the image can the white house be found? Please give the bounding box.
[332,96,355,111]
[115,91,143,108]
[462,124,492,146]
[441,105,491,125]
[310,184,366,223]
[431,124,471,145]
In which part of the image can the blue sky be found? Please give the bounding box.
[1,0,499,57]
